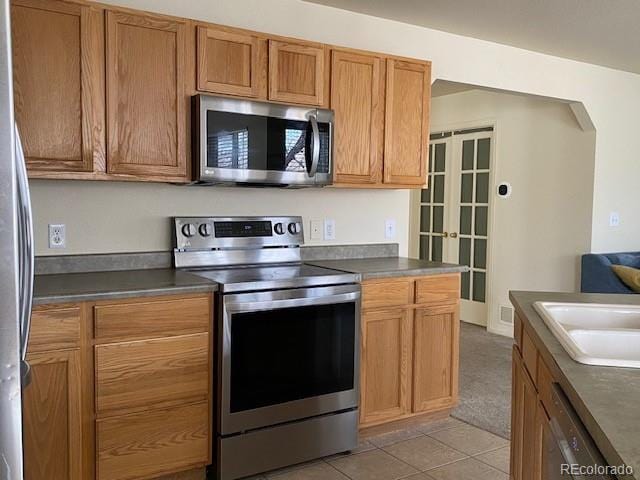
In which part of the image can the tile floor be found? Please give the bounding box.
[246,417,510,480]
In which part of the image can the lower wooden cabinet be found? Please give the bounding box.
[23,348,82,480]
[96,402,209,480]
[511,341,548,480]
[413,304,459,413]
[359,274,461,428]
[24,293,213,480]
[360,308,412,425]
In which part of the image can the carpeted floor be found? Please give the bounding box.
[452,322,513,440]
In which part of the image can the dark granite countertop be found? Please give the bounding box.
[510,291,640,480]
[34,269,218,305]
[306,257,468,280]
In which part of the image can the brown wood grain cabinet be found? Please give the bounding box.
[413,303,459,413]
[24,293,213,480]
[383,58,431,186]
[268,39,329,107]
[105,10,190,181]
[196,24,267,98]
[23,304,84,480]
[360,308,413,426]
[330,49,384,184]
[11,0,105,175]
[511,328,551,480]
[359,274,460,429]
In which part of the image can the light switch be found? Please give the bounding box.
[385,219,396,239]
[310,220,323,240]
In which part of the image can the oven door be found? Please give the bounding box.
[196,95,333,186]
[219,284,360,435]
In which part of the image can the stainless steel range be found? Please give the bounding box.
[173,216,360,480]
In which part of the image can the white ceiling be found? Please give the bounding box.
[303,0,640,74]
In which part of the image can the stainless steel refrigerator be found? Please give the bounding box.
[0,0,34,477]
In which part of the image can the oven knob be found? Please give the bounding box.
[181,223,196,238]
[274,222,285,235]
[288,222,302,235]
[199,223,213,237]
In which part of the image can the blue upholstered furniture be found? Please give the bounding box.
[581,252,640,293]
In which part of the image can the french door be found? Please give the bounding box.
[419,129,493,326]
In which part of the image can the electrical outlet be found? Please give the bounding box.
[385,219,397,239]
[609,212,620,227]
[310,219,323,240]
[324,219,336,240]
[48,224,66,249]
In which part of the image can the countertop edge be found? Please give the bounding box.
[33,283,218,306]
[509,291,636,480]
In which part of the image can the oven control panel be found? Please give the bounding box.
[174,216,304,250]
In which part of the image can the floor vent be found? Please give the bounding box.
[500,305,514,324]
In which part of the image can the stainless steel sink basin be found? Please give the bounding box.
[533,302,640,368]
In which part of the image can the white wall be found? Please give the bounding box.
[31,0,640,257]
[413,89,595,335]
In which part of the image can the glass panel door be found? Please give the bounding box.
[450,132,492,326]
[418,138,451,262]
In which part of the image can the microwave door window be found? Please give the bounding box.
[207,111,268,170]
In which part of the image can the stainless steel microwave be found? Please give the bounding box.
[193,95,333,187]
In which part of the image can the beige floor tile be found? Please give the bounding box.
[414,417,466,435]
[324,438,377,461]
[367,427,424,448]
[428,424,509,456]
[265,460,324,477]
[474,446,510,474]
[328,449,419,480]
[383,436,468,471]
[397,473,434,480]
[267,462,349,480]
[427,457,509,480]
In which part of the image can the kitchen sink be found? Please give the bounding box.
[533,302,640,368]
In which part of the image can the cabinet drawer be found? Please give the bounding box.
[96,333,209,415]
[415,274,460,305]
[97,402,209,480]
[94,295,210,341]
[537,354,554,414]
[29,304,81,353]
[362,279,413,310]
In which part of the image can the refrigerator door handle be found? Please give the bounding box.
[15,125,33,382]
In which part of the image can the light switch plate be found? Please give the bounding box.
[310,219,323,240]
[385,219,397,239]
[48,224,66,249]
[609,212,620,227]
[324,219,336,240]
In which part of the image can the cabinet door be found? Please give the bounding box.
[106,10,189,181]
[360,308,412,426]
[383,58,431,186]
[330,49,384,184]
[23,349,82,480]
[412,303,459,412]
[511,346,539,480]
[197,25,266,98]
[11,0,104,174]
[268,40,328,106]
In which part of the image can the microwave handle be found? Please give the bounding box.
[307,113,320,177]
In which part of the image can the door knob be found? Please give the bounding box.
[450,232,458,238]
[442,232,449,238]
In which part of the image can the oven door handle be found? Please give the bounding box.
[225,291,360,313]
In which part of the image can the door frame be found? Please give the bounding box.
[410,118,501,334]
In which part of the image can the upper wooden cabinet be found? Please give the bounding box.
[105,10,190,181]
[383,58,431,186]
[11,0,104,174]
[196,25,267,98]
[268,40,329,107]
[330,49,384,184]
